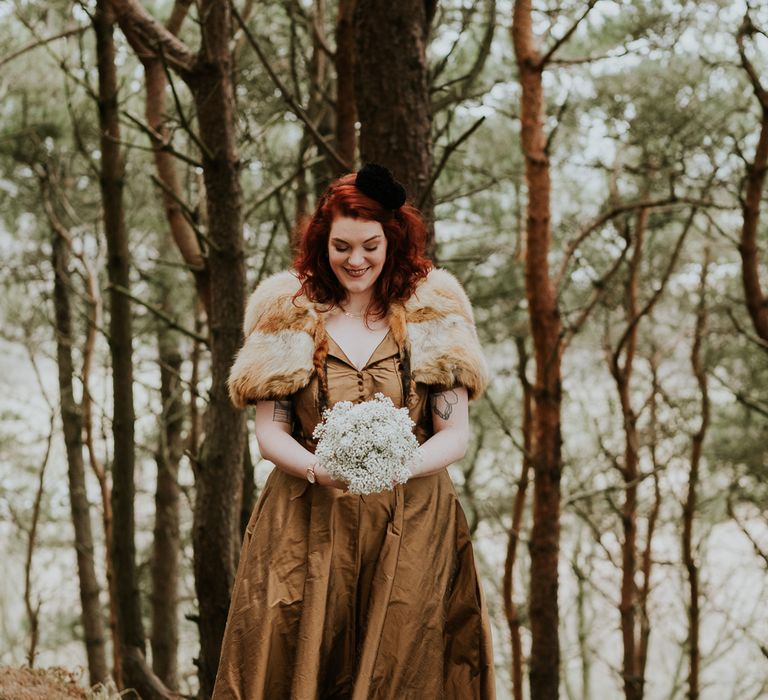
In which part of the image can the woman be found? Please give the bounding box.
[216,164,495,699]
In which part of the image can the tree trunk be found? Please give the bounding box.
[683,253,710,700]
[51,227,110,686]
[150,301,183,688]
[503,336,532,700]
[353,0,434,239]
[141,5,195,685]
[614,211,646,700]
[511,2,563,697]
[737,18,768,344]
[107,1,247,693]
[93,0,144,676]
[187,2,247,694]
[142,8,211,317]
[335,0,357,168]
[739,111,768,343]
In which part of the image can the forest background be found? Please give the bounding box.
[0,0,766,699]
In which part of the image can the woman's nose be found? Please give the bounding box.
[348,249,364,266]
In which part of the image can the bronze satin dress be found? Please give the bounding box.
[212,329,496,699]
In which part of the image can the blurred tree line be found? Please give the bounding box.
[0,0,766,699]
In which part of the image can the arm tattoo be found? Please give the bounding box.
[272,400,293,424]
[431,389,459,421]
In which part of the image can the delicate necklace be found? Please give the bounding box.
[341,306,365,319]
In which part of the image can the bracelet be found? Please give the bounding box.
[305,462,317,484]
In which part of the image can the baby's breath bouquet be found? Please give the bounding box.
[312,393,420,495]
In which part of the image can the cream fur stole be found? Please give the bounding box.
[227,268,489,408]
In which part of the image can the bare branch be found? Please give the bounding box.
[230,1,352,173]
[561,233,630,351]
[431,0,497,112]
[0,25,87,70]
[727,495,768,567]
[539,0,598,69]
[109,284,209,345]
[550,46,630,66]
[737,12,768,111]
[418,116,486,210]
[555,195,720,289]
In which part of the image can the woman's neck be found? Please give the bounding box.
[341,291,373,316]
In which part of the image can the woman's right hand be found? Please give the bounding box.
[314,463,348,491]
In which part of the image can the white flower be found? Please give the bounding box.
[312,393,420,495]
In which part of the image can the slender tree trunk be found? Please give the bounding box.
[353,0,435,239]
[574,539,591,699]
[335,0,357,168]
[511,3,563,696]
[737,18,768,344]
[739,113,768,343]
[503,336,532,700]
[187,3,247,694]
[638,361,661,686]
[107,2,253,693]
[93,0,144,676]
[614,211,647,700]
[22,419,52,668]
[141,5,195,685]
[51,228,109,686]
[95,6,177,698]
[150,297,183,688]
[683,253,710,700]
[142,9,211,316]
[310,0,334,196]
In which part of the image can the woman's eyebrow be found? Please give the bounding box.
[330,234,383,243]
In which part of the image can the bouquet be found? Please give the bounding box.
[312,393,420,495]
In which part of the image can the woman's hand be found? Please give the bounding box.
[314,463,349,491]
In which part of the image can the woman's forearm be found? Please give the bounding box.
[256,427,316,480]
[254,401,346,488]
[410,426,469,478]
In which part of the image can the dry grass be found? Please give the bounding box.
[0,666,87,700]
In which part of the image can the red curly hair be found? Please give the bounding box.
[293,173,432,316]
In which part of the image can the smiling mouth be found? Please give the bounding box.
[344,267,370,277]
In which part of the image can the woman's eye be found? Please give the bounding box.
[364,246,378,252]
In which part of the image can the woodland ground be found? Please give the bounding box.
[0,666,123,700]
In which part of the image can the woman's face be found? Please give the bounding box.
[327,216,388,297]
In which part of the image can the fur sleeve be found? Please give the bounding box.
[405,268,489,401]
[227,271,317,408]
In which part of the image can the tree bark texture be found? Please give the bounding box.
[737,18,768,345]
[611,210,647,700]
[142,6,211,316]
[335,0,357,169]
[683,254,710,700]
[51,229,110,687]
[141,5,193,685]
[305,0,336,200]
[739,112,768,343]
[353,0,435,235]
[108,2,247,693]
[186,3,247,694]
[150,286,183,689]
[45,183,122,685]
[511,2,563,697]
[93,0,145,671]
[503,336,532,700]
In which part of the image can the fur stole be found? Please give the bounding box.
[227,268,489,408]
